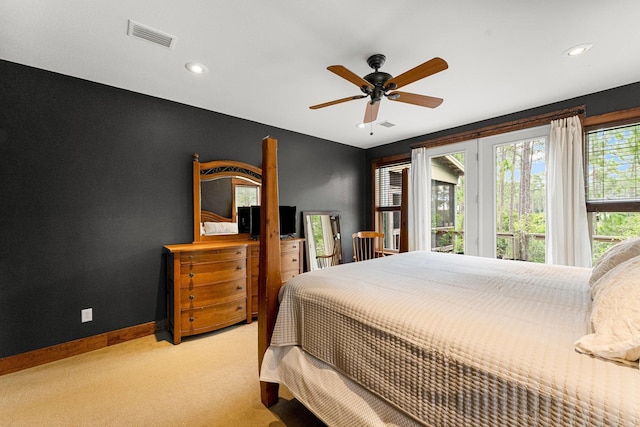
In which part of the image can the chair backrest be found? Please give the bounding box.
[352,231,385,262]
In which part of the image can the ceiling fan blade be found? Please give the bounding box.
[309,95,367,110]
[385,57,448,90]
[327,65,375,90]
[363,101,380,123]
[388,91,443,108]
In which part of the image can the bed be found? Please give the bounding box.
[256,137,640,426]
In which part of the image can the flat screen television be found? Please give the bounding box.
[249,205,296,238]
[279,205,297,236]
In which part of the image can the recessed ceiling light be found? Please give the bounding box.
[563,43,593,57]
[185,62,208,74]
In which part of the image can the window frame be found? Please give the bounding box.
[371,154,410,254]
[584,107,640,213]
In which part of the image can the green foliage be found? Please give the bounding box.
[592,212,640,263]
[311,215,326,256]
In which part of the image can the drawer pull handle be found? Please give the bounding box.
[189,255,194,259]
[292,258,298,262]
[236,251,242,254]
[189,272,195,278]
[236,266,243,270]
[292,245,297,249]
[237,305,243,310]
[237,286,243,290]
[189,317,195,322]
[189,294,195,300]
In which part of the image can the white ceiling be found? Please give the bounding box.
[2,1,639,149]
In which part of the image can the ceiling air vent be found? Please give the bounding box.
[127,20,176,49]
[378,121,397,128]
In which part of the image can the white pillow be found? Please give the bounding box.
[590,237,640,298]
[203,221,238,235]
[575,255,640,366]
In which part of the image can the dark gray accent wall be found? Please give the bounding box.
[0,60,366,358]
[364,81,640,229]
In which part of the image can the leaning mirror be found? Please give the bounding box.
[303,211,343,270]
[193,154,262,242]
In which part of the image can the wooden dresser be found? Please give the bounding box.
[249,238,304,317]
[164,238,304,344]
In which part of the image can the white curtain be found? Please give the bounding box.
[409,147,430,251]
[546,115,592,267]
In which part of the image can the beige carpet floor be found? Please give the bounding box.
[0,322,325,427]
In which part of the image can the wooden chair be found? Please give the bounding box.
[316,249,338,269]
[315,233,342,269]
[352,231,385,262]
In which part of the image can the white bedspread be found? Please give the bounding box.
[261,251,640,426]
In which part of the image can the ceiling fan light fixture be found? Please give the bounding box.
[185,62,208,74]
[563,43,593,57]
[356,123,366,129]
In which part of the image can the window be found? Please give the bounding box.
[585,118,640,262]
[429,152,466,254]
[371,107,640,265]
[494,137,546,262]
[431,181,455,228]
[232,178,259,222]
[586,122,640,203]
[373,158,410,252]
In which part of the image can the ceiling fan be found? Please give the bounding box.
[310,54,448,124]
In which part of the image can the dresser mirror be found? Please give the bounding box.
[303,211,343,270]
[193,153,262,242]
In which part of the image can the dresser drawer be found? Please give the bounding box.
[180,298,246,334]
[281,252,300,273]
[249,259,299,280]
[250,240,301,279]
[281,269,299,283]
[180,246,246,264]
[180,259,246,288]
[280,240,301,254]
[180,278,246,308]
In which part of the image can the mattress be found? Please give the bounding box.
[260,251,640,426]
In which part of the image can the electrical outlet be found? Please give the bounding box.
[81,308,93,323]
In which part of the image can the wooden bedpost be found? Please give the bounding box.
[258,136,282,407]
[399,168,409,253]
[192,153,201,243]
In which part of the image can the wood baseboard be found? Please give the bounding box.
[0,320,166,376]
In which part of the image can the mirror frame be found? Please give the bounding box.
[303,210,343,270]
[193,153,262,242]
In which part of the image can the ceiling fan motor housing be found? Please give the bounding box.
[363,71,393,103]
[362,54,396,103]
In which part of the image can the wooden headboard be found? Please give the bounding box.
[200,210,233,223]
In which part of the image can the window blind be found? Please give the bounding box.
[375,163,409,208]
[586,123,640,202]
